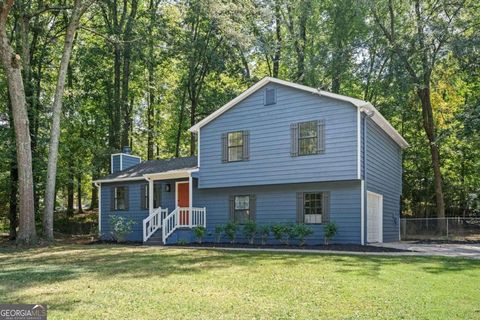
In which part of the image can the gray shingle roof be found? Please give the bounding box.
[100,156,197,181]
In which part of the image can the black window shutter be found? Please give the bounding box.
[110,187,116,211]
[140,185,147,210]
[323,192,331,223]
[296,192,304,223]
[243,130,250,160]
[229,195,235,222]
[290,123,299,157]
[250,194,256,221]
[221,133,228,163]
[317,120,325,154]
[123,187,129,211]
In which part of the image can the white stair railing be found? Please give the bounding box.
[162,207,206,243]
[143,207,168,242]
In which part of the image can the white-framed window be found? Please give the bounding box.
[303,192,323,224]
[228,131,244,162]
[114,186,128,211]
[234,195,251,223]
[298,121,318,156]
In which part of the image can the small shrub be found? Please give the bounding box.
[109,215,135,242]
[282,223,297,245]
[224,222,238,244]
[243,220,257,244]
[177,238,188,245]
[214,225,224,243]
[193,226,206,244]
[324,221,338,245]
[294,224,313,246]
[271,224,284,243]
[258,225,270,245]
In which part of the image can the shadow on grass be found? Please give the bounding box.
[0,244,479,302]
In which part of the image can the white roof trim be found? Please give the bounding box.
[93,176,147,184]
[189,77,409,149]
[143,168,198,181]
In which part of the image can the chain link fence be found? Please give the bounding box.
[401,217,480,241]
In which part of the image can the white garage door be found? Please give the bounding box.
[367,191,383,243]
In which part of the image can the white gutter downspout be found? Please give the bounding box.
[360,108,375,245]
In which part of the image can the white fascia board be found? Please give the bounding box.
[189,77,409,149]
[359,103,409,149]
[92,177,147,184]
[143,168,198,181]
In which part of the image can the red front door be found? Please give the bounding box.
[177,182,189,225]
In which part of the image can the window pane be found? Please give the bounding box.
[299,121,317,138]
[228,132,243,147]
[234,209,250,223]
[229,146,244,161]
[299,137,317,155]
[235,196,250,210]
[304,192,323,219]
[116,187,126,210]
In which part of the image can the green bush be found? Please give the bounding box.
[109,215,135,242]
[293,224,313,246]
[214,225,224,243]
[224,222,238,244]
[258,225,270,245]
[324,221,338,245]
[282,223,297,245]
[271,224,284,242]
[193,226,206,244]
[243,220,257,244]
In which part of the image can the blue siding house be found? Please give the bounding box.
[94,77,408,245]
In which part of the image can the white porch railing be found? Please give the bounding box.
[162,207,206,243]
[143,207,168,242]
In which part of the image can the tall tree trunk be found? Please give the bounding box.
[190,97,197,156]
[417,87,445,224]
[77,175,83,214]
[120,0,138,148]
[0,0,37,245]
[175,88,187,157]
[90,183,98,210]
[272,0,281,78]
[67,167,74,217]
[6,92,18,240]
[8,157,18,240]
[43,0,90,241]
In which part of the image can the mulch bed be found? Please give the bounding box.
[169,242,412,252]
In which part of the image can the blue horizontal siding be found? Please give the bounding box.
[121,154,141,170]
[198,83,358,188]
[100,180,148,241]
[111,155,121,173]
[179,180,361,245]
[102,179,362,244]
[365,118,402,242]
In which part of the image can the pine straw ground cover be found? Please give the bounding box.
[0,244,479,319]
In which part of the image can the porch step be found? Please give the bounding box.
[145,229,164,245]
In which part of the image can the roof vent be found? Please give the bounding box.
[265,88,276,105]
[122,146,132,154]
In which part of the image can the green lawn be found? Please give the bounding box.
[0,244,479,319]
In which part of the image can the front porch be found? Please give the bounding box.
[142,168,206,244]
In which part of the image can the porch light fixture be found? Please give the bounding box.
[164,184,171,192]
